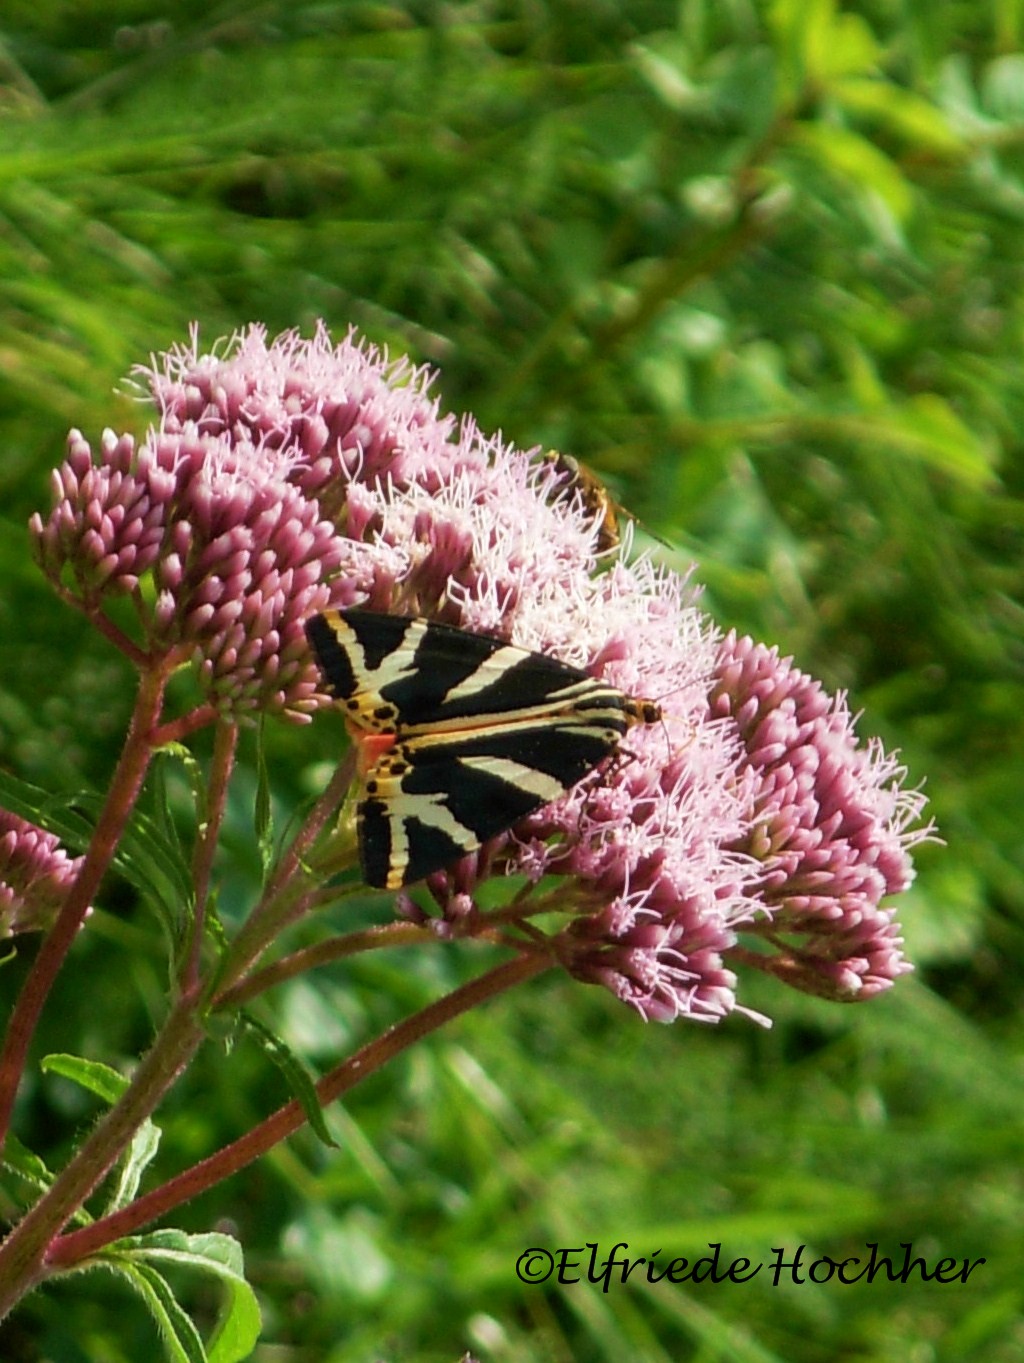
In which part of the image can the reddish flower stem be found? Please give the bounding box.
[213,920,429,1010]
[210,753,356,996]
[0,744,353,1314]
[148,704,220,748]
[47,587,150,669]
[0,662,170,1150]
[47,950,554,1270]
[0,993,206,1315]
[182,720,238,992]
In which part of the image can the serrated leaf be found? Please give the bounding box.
[0,767,194,936]
[0,770,97,856]
[112,798,196,938]
[239,1011,337,1149]
[41,1053,130,1105]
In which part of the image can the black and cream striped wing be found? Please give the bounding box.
[305,609,657,889]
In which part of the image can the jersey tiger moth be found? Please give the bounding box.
[305,609,660,889]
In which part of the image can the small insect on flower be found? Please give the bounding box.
[540,450,622,553]
[305,609,661,889]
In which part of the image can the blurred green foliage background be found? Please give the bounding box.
[0,1,1021,1360]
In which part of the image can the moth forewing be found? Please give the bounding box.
[305,608,661,889]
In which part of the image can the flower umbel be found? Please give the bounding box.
[711,633,933,1000]
[29,423,351,718]
[0,811,84,937]
[29,322,933,1021]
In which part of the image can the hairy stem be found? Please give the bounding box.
[213,920,429,1010]
[148,704,220,748]
[0,992,206,1314]
[182,719,238,992]
[0,743,351,1311]
[0,662,170,1148]
[210,753,356,997]
[48,950,555,1268]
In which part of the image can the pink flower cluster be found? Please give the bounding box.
[26,323,932,1018]
[31,424,345,714]
[710,634,931,1000]
[0,812,83,937]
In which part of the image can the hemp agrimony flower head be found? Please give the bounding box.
[28,424,349,717]
[28,322,931,1022]
[710,634,933,1001]
[0,812,84,937]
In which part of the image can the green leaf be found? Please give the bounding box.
[836,77,964,154]
[792,122,914,224]
[41,1055,163,1214]
[771,0,880,88]
[98,1257,207,1363]
[106,1116,163,1215]
[112,796,196,940]
[981,53,1024,121]
[886,394,997,484]
[149,745,208,959]
[0,1129,93,1229]
[151,746,200,867]
[1,1133,56,1192]
[810,10,880,83]
[0,770,97,859]
[631,37,696,114]
[119,1229,261,1363]
[254,719,274,877]
[239,1011,338,1149]
[41,1053,130,1105]
[0,767,195,938]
